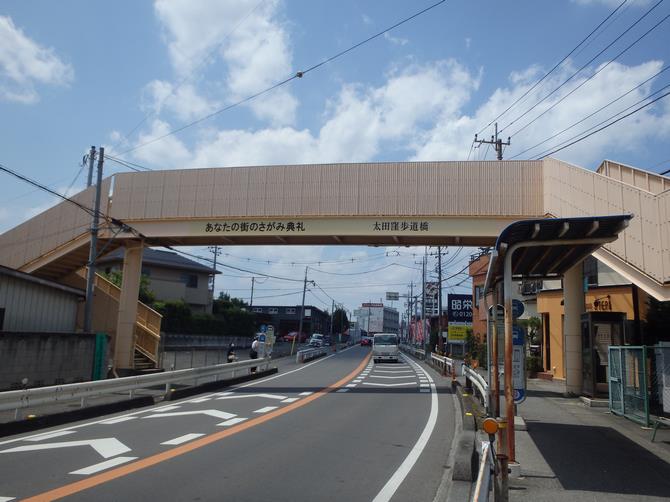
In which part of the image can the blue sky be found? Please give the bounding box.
[1,0,669,315]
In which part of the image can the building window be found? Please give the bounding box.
[474,286,482,307]
[286,308,296,314]
[584,256,598,287]
[252,307,263,313]
[269,307,278,314]
[181,273,198,288]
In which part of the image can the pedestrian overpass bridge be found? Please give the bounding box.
[1,157,668,370]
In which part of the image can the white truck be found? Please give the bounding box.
[372,333,400,363]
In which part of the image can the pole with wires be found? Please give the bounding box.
[292,267,309,356]
[86,146,95,188]
[84,147,104,333]
[438,246,443,353]
[250,277,255,307]
[422,249,428,355]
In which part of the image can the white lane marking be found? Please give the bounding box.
[345,383,357,388]
[353,379,363,383]
[143,410,235,421]
[372,370,414,374]
[25,430,76,441]
[216,393,287,401]
[420,389,430,393]
[188,397,212,403]
[299,391,313,396]
[161,433,205,445]
[336,389,350,393]
[218,417,248,427]
[361,382,416,387]
[368,375,417,379]
[0,345,362,448]
[69,456,137,475]
[0,496,15,501]
[152,405,181,412]
[99,416,138,425]
[372,360,438,502]
[281,398,299,403]
[253,406,278,414]
[1,438,131,459]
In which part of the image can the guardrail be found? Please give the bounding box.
[430,353,461,377]
[462,364,489,414]
[0,358,271,415]
[399,344,426,360]
[472,441,494,502]
[296,346,328,363]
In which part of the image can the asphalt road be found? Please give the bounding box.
[0,346,456,502]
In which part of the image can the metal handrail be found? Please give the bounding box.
[399,344,426,360]
[0,358,270,412]
[296,346,328,363]
[462,363,489,413]
[430,353,459,376]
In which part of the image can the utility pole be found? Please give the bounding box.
[84,147,104,333]
[409,282,414,344]
[422,249,428,354]
[250,277,255,307]
[86,146,95,188]
[474,122,511,160]
[292,267,309,356]
[208,245,221,298]
[329,299,335,338]
[438,246,443,353]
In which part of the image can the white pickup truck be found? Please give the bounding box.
[372,333,400,363]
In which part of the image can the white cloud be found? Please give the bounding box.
[384,32,408,46]
[153,0,297,126]
[143,80,220,122]
[0,15,74,104]
[133,119,193,169]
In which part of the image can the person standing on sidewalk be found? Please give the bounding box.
[249,336,259,373]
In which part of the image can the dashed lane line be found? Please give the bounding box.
[253,406,279,414]
[160,434,205,446]
[69,457,138,476]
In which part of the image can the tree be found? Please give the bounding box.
[213,292,249,313]
[517,316,542,346]
[332,307,349,334]
[103,270,155,305]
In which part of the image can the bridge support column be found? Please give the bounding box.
[114,240,144,373]
[564,263,584,396]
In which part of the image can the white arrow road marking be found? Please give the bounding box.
[143,410,236,421]
[188,397,212,403]
[215,393,287,401]
[70,456,137,475]
[0,438,131,459]
[161,434,205,446]
[26,430,76,441]
[361,382,416,387]
[152,405,181,412]
[280,398,299,403]
[253,406,278,414]
[369,375,417,379]
[218,418,247,427]
[100,416,138,425]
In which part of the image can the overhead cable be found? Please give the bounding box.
[119,0,447,156]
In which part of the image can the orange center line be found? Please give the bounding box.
[23,353,371,502]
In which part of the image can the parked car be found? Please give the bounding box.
[308,333,324,347]
[283,331,308,343]
[361,336,372,347]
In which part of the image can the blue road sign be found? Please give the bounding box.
[512,299,524,319]
[512,325,525,346]
[260,325,267,333]
[259,334,266,343]
[513,388,526,404]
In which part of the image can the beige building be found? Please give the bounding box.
[97,248,219,314]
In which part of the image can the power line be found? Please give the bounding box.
[119,0,447,156]
[509,65,670,159]
[105,155,154,172]
[499,0,665,136]
[507,9,670,139]
[537,89,670,158]
[476,0,629,136]
[533,84,670,158]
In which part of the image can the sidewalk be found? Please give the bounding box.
[509,378,670,501]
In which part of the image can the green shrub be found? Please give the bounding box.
[526,355,543,373]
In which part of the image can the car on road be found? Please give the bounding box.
[372,333,399,363]
[361,336,372,347]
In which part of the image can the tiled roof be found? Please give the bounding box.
[97,248,219,274]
